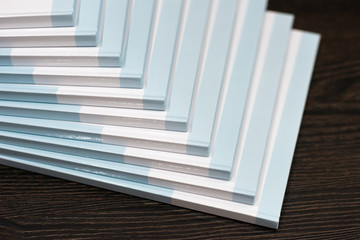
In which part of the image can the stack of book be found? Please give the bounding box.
[0,0,320,228]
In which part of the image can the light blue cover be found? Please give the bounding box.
[209,8,291,179]
[142,0,183,109]
[98,0,151,68]
[232,13,293,201]
[73,0,103,46]
[165,0,211,131]
[51,0,79,27]
[256,32,321,228]
[185,0,238,155]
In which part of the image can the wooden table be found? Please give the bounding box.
[1,0,359,239]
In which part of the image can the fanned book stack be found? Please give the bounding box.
[0,0,320,229]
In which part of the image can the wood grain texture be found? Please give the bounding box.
[0,0,359,239]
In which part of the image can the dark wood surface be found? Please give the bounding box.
[1,0,360,239]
